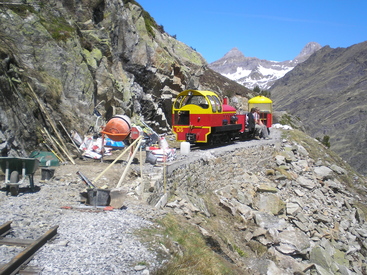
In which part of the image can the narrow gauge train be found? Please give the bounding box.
[172,90,272,144]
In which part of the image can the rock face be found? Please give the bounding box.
[208,42,321,90]
[0,0,251,157]
[147,129,367,274]
[270,41,367,176]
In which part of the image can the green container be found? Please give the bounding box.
[29,151,60,167]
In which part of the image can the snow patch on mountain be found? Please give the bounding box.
[223,68,252,80]
[258,64,293,78]
[209,42,322,90]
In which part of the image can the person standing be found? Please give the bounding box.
[246,108,256,135]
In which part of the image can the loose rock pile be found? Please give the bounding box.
[159,129,367,274]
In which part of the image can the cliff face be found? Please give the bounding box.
[0,0,250,156]
[270,41,367,175]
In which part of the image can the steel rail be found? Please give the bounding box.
[0,222,58,275]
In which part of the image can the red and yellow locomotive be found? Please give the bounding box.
[172,90,272,144]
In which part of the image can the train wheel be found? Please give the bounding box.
[212,135,221,145]
[207,135,214,145]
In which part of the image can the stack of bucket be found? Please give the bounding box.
[180,142,190,155]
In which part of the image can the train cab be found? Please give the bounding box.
[172,90,241,143]
[248,96,273,128]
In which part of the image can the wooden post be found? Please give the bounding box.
[27,83,75,164]
[93,136,142,184]
[41,128,66,163]
[116,137,143,188]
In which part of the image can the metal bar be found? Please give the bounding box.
[5,161,9,184]
[59,121,82,154]
[18,265,44,274]
[0,225,58,275]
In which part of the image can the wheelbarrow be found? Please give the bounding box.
[0,157,40,196]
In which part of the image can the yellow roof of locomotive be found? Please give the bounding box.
[173,90,221,114]
[178,90,218,97]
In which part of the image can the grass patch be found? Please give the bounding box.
[40,16,75,42]
[6,3,36,17]
[274,167,294,180]
[278,113,303,130]
[123,0,162,37]
[139,213,236,275]
[233,245,247,257]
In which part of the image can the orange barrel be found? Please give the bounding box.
[101,115,131,141]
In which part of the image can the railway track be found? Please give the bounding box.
[0,221,58,275]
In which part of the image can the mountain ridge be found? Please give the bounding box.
[209,42,322,90]
[270,40,367,175]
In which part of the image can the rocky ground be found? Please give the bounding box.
[0,141,173,274]
[1,128,367,274]
[0,130,276,274]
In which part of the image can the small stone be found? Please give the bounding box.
[134,265,146,271]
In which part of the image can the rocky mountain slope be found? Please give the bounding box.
[158,128,367,274]
[209,42,321,90]
[0,0,251,157]
[270,41,367,176]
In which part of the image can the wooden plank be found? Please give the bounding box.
[0,226,58,275]
[19,265,44,275]
[0,221,12,236]
[0,238,34,246]
[26,83,75,164]
[41,128,66,163]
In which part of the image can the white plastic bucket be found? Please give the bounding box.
[180,142,190,155]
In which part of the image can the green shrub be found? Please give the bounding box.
[316,135,331,148]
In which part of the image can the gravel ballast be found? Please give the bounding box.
[0,131,282,274]
[0,168,164,274]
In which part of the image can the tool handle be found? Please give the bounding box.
[76,171,96,189]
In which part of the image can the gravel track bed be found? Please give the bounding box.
[0,172,163,274]
[0,129,282,274]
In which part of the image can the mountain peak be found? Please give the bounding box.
[222,47,245,59]
[209,42,322,90]
[295,42,322,60]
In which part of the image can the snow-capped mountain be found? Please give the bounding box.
[209,42,322,90]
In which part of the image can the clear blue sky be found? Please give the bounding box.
[136,0,367,63]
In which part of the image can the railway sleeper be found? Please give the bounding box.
[0,221,58,275]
